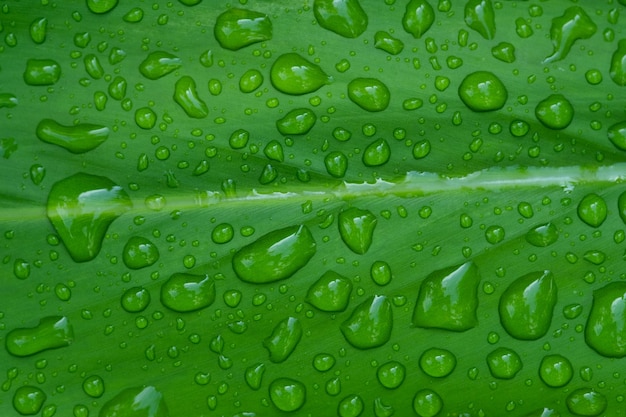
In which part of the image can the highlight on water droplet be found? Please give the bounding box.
[13,385,46,416]
[232,225,316,284]
[46,173,132,262]
[269,377,306,412]
[338,207,377,254]
[464,0,496,40]
[486,347,522,379]
[402,0,435,38]
[174,76,208,118]
[543,6,597,63]
[539,354,573,388]
[214,8,272,50]
[577,193,607,227]
[585,282,626,358]
[306,270,353,312]
[99,386,169,417]
[160,273,216,313]
[534,94,574,130]
[412,389,443,417]
[377,360,405,389]
[566,388,607,417]
[458,71,507,112]
[23,59,61,86]
[139,51,182,80]
[263,316,302,363]
[419,347,457,378]
[6,316,74,357]
[412,262,481,331]
[347,77,390,112]
[276,108,317,135]
[134,107,157,129]
[340,295,392,349]
[270,53,331,95]
[313,0,368,38]
[122,236,159,269]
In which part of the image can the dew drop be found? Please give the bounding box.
[263,316,302,363]
[585,282,626,358]
[324,151,348,178]
[338,207,377,254]
[36,119,109,153]
[212,223,234,244]
[244,363,265,390]
[491,42,515,63]
[525,222,559,247]
[419,347,457,378]
[276,108,317,135]
[269,377,306,412]
[313,353,336,372]
[486,347,522,379]
[239,69,264,93]
[485,225,505,244]
[577,193,607,227]
[347,78,390,112]
[412,389,443,417]
[174,76,208,118]
[121,286,151,313]
[534,94,574,130]
[370,260,392,286]
[134,107,157,129]
[306,270,353,312]
[566,388,607,417]
[458,71,507,112]
[13,386,46,416]
[377,361,405,389]
[160,273,216,313]
[99,386,168,417]
[139,51,181,80]
[464,0,496,40]
[610,39,626,86]
[340,295,393,349]
[338,394,364,417]
[543,6,597,63]
[313,0,368,38]
[82,375,105,398]
[608,121,626,151]
[402,0,435,38]
[374,31,404,55]
[29,17,47,44]
[539,354,573,388]
[6,316,74,357]
[24,59,61,86]
[214,8,272,50]
[86,0,118,14]
[270,53,331,95]
[122,236,159,269]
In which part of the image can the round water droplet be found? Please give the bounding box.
[585,282,626,358]
[577,193,607,227]
[239,69,264,93]
[123,236,159,269]
[458,71,507,112]
[324,151,348,178]
[534,94,574,130]
[525,223,558,247]
[377,361,405,389]
[403,0,435,38]
[419,347,457,378]
[374,397,395,417]
[54,283,71,301]
[566,388,607,417]
[276,108,317,135]
[340,295,392,349]
[412,389,443,417]
[374,31,404,55]
[306,270,353,312]
[160,273,216,313]
[270,53,331,95]
[347,78,390,112]
[362,138,391,166]
[6,316,74,357]
[269,377,306,412]
[313,353,336,372]
[86,0,118,14]
[338,394,364,417]
[135,107,157,129]
[464,0,496,40]
[214,8,272,51]
[486,347,522,379]
[485,225,505,244]
[13,385,46,416]
[123,7,144,22]
[99,386,168,417]
[314,0,368,38]
[370,260,392,286]
[121,286,151,313]
[212,223,234,244]
[338,207,377,254]
[539,354,573,388]
[264,316,302,363]
[83,375,105,398]
[608,121,626,151]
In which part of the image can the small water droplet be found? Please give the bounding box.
[121,286,151,313]
[82,375,105,398]
[370,260,392,286]
[313,353,336,372]
[377,361,405,389]
[269,377,306,412]
[374,30,404,54]
[276,108,317,135]
[485,225,505,244]
[419,347,457,378]
[362,138,391,166]
[122,236,159,269]
[412,389,443,417]
[244,363,265,390]
[338,207,377,254]
[138,51,181,80]
[239,69,264,93]
[566,388,607,417]
[491,42,516,63]
[486,347,522,379]
[539,354,573,388]
[338,394,364,417]
[86,0,118,14]
[314,0,368,38]
[29,17,47,44]
[458,71,507,112]
[324,151,348,178]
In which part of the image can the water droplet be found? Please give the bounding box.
[82,375,105,398]
[374,31,404,55]
[585,282,626,358]
[402,0,435,38]
[23,59,61,86]
[264,316,302,363]
[232,225,316,284]
[83,54,104,79]
[6,316,74,357]
[160,273,216,313]
[212,223,234,244]
[214,8,272,50]
[269,377,306,412]
[539,354,573,388]
[338,207,377,254]
[347,78,390,112]
[29,17,47,44]
[370,260,392,286]
[362,138,391,167]
[54,283,71,301]
[485,225,505,244]
[99,386,168,417]
[86,0,118,14]
[413,139,431,159]
[412,261,481,331]
[174,76,208,118]
[306,270,353,312]
[47,173,132,262]
[313,0,368,38]
[244,363,265,390]
[123,7,144,23]
[566,388,607,417]
[577,193,607,227]
[338,394,364,417]
[108,76,127,100]
[608,121,626,151]
[0,93,18,109]
[264,140,284,162]
[458,71,507,112]
[36,119,109,154]
[412,389,443,417]
[122,236,159,269]
[313,353,336,372]
[464,0,496,40]
[543,6,596,63]
[135,107,157,129]
[486,347,522,379]
[138,51,182,80]
[499,270,557,340]
[341,295,392,349]
[526,222,559,247]
[239,69,264,93]
[121,286,151,313]
[276,108,317,135]
[522,407,560,417]
[609,39,626,86]
[324,151,348,178]
[491,42,516,63]
[377,361,405,389]
[229,129,249,149]
[13,386,46,416]
[270,53,331,95]
[419,348,457,378]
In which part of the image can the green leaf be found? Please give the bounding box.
[1,1,626,416]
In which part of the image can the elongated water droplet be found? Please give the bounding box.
[412,261,481,331]
[263,316,302,363]
[348,78,390,112]
[340,295,392,349]
[84,53,104,79]
[108,76,127,100]
[245,363,265,390]
[232,225,316,284]
[608,121,626,151]
[377,361,405,389]
[269,377,306,412]
[413,389,443,417]
[585,282,626,358]
[338,207,377,254]
[99,386,168,417]
[577,193,607,227]
[123,7,144,23]
[458,71,507,112]
[419,347,457,378]
[29,17,47,44]
[539,354,573,388]
[313,0,368,38]
[306,270,353,312]
[276,108,317,135]
[160,273,216,313]
[534,94,574,130]
[139,51,181,80]
[23,59,61,86]
[174,76,208,118]
[13,386,46,416]
[403,0,435,38]
[525,222,559,247]
[214,8,272,51]
[82,375,105,398]
[270,53,331,95]
[374,31,404,55]
[543,6,597,63]
[610,39,626,86]
[464,0,496,40]
[0,93,18,109]
[6,316,74,357]
[370,260,392,286]
[47,173,132,262]
[36,119,109,153]
[121,286,151,313]
[499,270,557,340]
[491,42,515,63]
[566,388,607,417]
[486,347,522,379]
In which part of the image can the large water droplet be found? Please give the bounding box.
[525,222,559,247]
[338,207,377,254]
[123,236,159,269]
[347,78,390,112]
[566,388,607,417]
[36,119,109,153]
[232,225,316,284]
[270,53,331,95]
[577,193,607,227]
[486,347,522,379]
[608,121,626,151]
[245,363,265,390]
[313,0,368,38]
[543,6,597,63]
[402,0,435,38]
[377,361,405,389]
[585,282,626,358]
[412,261,481,331]
[138,51,181,80]
[374,31,404,55]
[464,0,496,40]
[610,39,626,86]
[499,270,557,340]
[419,347,457,378]
[535,94,574,130]
[539,354,573,388]
[6,316,73,357]
[340,295,392,349]
[269,377,306,412]
[99,386,169,417]
[306,270,353,312]
[412,389,443,417]
[13,386,46,416]
[174,76,208,118]
[160,273,216,313]
[46,173,132,262]
[276,108,317,135]
[23,59,61,86]
[264,316,302,363]
[214,8,272,51]
[458,71,507,112]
